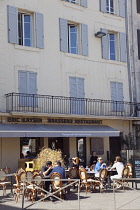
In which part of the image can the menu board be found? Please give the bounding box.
[133,159,140,178]
[90,138,104,155]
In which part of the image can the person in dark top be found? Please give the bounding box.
[50,160,65,180]
[41,161,53,192]
[90,151,98,166]
[68,157,79,168]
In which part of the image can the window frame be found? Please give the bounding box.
[68,24,78,54]
[109,33,116,60]
[18,11,33,47]
[106,0,114,14]
[66,0,78,4]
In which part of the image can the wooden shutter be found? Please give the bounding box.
[81,24,88,56]
[18,71,27,106]
[7,5,18,44]
[110,82,124,111]
[69,77,77,114]
[137,0,140,13]
[80,0,88,7]
[28,72,37,94]
[119,0,126,17]
[101,29,109,59]
[59,18,68,52]
[137,29,140,59]
[120,32,127,62]
[28,72,37,107]
[100,0,107,12]
[36,13,44,48]
[77,78,85,114]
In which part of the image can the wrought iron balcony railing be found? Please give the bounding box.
[5,92,138,117]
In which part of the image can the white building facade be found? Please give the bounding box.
[0,0,138,172]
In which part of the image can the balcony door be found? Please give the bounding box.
[18,71,37,107]
[69,77,85,114]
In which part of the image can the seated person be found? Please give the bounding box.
[90,151,98,167]
[69,157,79,168]
[41,161,53,191]
[110,156,124,188]
[95,157,106,177]
[50,160,65,180]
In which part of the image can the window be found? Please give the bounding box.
[137,0,140,13]
[7,5,44,48]
[109,34,116,60]
[18,13,32,46]
[69,77,85,114]
[100,0,125,17]
[66,0,78,4]
[110,82,124,112]
[68,24,78,54]
[63,0,88,7]
[106,0,114,14]
[18,71,37,107]
[101,29,127,62]
[59,18,88,56]
[137,29,140,59]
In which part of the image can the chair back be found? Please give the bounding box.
[26,171,33,184]
[3,167,11,174]
[126,163,132,176]
[122,166,129,178]
[99,168,108,180]
[0,170,6,182]
[68,167,79,179]
[50,172,62,189]
[16,168,25,175]
[32,174,43,186]
[79,168,88,181]
[19,171,27,183]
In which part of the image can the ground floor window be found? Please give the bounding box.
[20,137,41,158]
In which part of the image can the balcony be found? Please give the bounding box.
[5,92,138,117]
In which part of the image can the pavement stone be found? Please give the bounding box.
[0,184,140,210]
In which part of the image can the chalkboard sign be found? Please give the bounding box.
[90,138,104,155]
[133,159,140,178]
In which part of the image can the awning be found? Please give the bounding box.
[0,124,120,137]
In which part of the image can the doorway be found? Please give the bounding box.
[109,137,121,162]
[76,137,86,167]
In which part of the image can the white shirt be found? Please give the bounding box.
[112,162,124,176]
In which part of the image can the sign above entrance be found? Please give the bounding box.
[7,117,102,125]
[48,118,102,124]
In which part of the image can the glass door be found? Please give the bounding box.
[76,137,86,167]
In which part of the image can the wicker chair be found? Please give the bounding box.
[50,172,63,199]
[0,169,11,195]
[79,168,96,193]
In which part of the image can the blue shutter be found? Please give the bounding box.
[81,24,88,56]
[19,71,27,106]
[69,77,77,114]
[110,82,124,112]
[120,32,127,62]
[119,0,126,17]
[59,18,68,52]
[100,0,107,12]
[80,0,88,7]
[28,72,37,107]
[7,5,18,44]
[101,29,109,59]
[77,78,85,114]
[36,13,44,48]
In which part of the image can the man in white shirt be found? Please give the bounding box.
[110,156,124,188]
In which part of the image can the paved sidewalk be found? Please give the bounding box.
[0,185,140,210]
